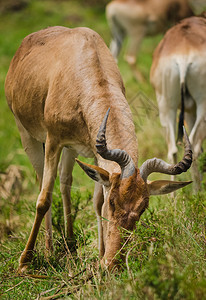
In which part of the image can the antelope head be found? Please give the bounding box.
[76,109,192,270]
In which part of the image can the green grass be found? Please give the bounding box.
[0,1,205,299]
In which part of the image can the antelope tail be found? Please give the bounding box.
[177,82,185,141]
[177,56,189,142]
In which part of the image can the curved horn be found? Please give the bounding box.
[140,127,192,182]
[96,108,136,178]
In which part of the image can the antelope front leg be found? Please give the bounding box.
[19,135,62,272]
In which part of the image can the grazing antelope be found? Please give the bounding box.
[150,15,206,190]
[5,26,192,272]
[106,0,193,81]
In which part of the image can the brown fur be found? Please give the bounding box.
[151,16,206,71]
[5,26,139,271]
[5,26,192,272]
[96,170,149,269]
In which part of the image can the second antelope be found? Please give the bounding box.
[150,15,206,190]
[5,26,192,272]
[106,0,193,81]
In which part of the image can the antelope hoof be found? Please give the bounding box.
[18,250,33,273]
[18,264,29,274]
[100,258,117,272]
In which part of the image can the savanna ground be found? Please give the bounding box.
[0,1,205,299]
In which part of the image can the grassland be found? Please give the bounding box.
[0,1,205,299]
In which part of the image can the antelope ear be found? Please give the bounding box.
[147,180,192,195]
[75,159,110,187]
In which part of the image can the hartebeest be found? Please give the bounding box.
[5,26,192,272]
[106,0,193,81]
[150,15,206,189]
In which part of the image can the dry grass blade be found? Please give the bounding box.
[38,273,94,300]
[19,274,51,280]
[1,280,24,295]
[36,267,90,299]
[38,290,69,300]
[36,283,66,300]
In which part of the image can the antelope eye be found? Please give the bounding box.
[109,199,115,211]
